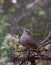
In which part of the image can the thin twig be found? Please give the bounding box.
[38,41,51,49]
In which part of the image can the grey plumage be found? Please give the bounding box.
[20,29,37,49]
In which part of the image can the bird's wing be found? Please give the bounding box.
[27,35,37,49]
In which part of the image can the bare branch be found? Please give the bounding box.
[38,41,51,49]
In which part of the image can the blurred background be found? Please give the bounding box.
[0,0,51,65]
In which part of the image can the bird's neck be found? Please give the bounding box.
[23,32,30,35]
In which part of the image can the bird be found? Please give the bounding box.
[20,29,37,50]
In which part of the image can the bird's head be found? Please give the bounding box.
[23,29,30,35]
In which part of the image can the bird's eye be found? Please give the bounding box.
[26,30,29,32]
[24,29,30,33]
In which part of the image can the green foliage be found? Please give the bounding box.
[8,7,16,13]
[38,10,46,16]
[0,0,4,4]
[0,16,11,34]
[0,15,11,47]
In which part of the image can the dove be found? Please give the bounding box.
[20,29,37,49]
